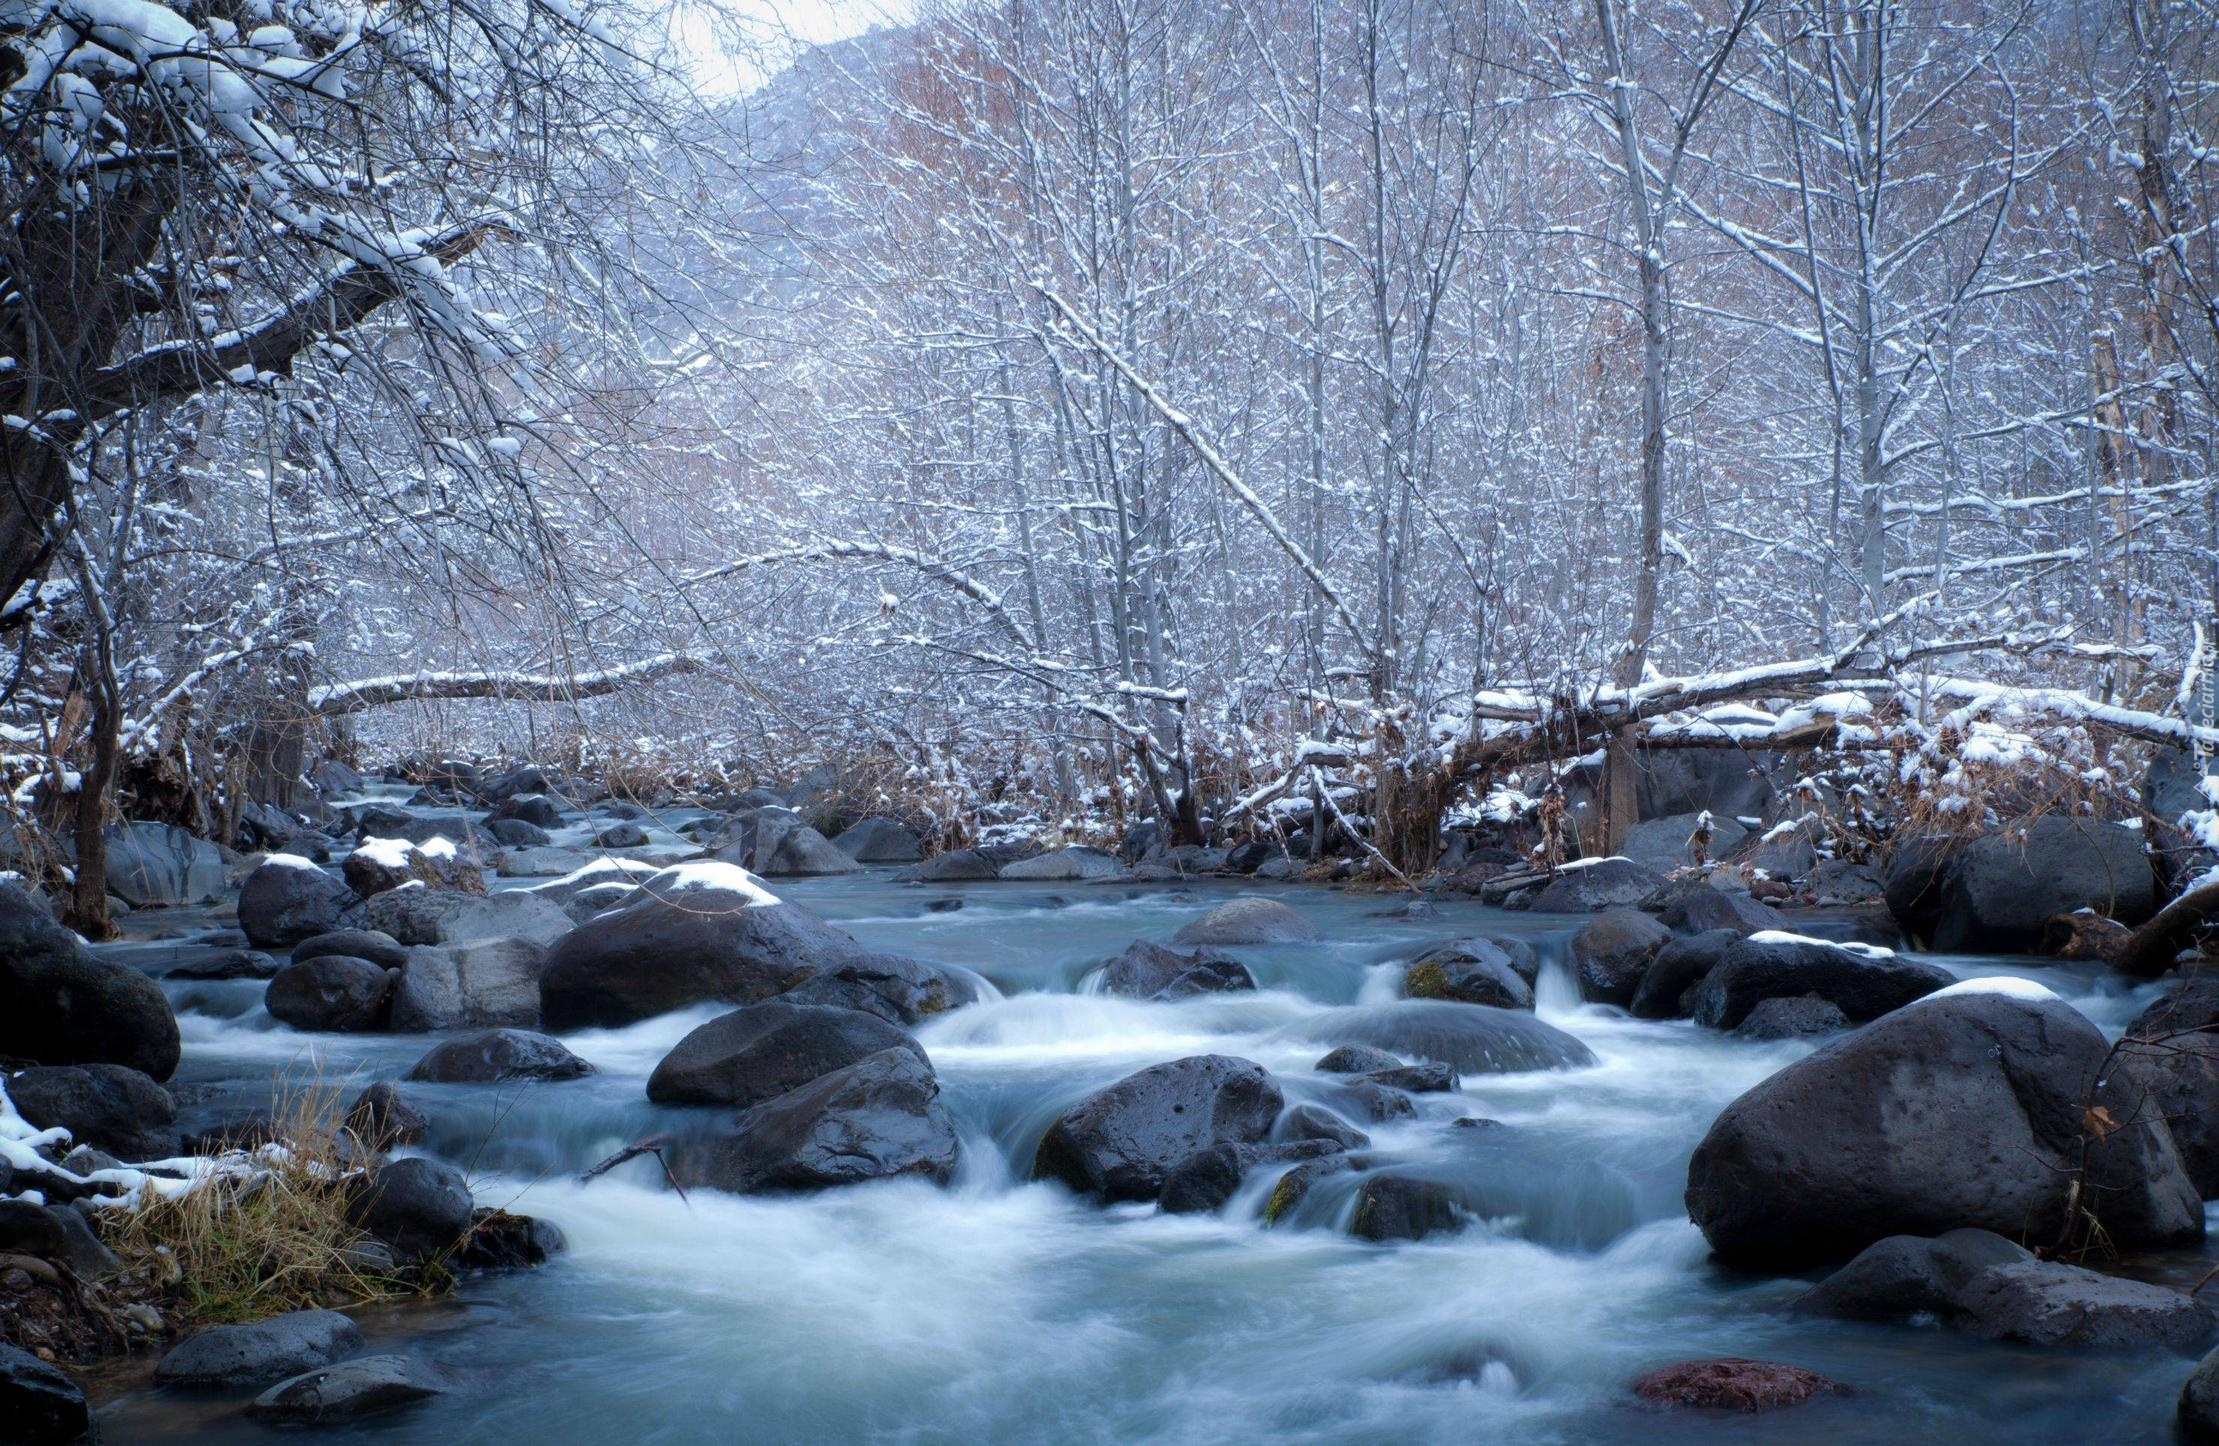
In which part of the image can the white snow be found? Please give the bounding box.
[1924,975,2062,1004]
[1746,929,1896,959]
[637,860,781,906]
[260,852,324,873]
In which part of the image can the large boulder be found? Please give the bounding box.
[833,816,923,864]
[346,1156,473,1258]
[519,856,660,905]
[895,849,1000,883]
[1096,940,1255,1000]
[1289,1001,1596,1074]
[758,825,861,877]
[5,1063,177,1161]
[1627,930,1740,1019]
[238,855,350,948]
[102,820,225,907]
[647,1001,923,1106]
[157,1309,364,1390]
[1685,987,2204,1267]
[1400,939,1534,1011]
[1685,933,1951,1030]
[1169,897,1319,946]
[405,1028,591,1084]
[2122,981,2219,1198]
[389,938,548,1032]
[1000,846,1121,881]
[1570,910,1671,1006]
[264,956,392,1032]
[539,862,871,1030]
[485,792,565,830]
[1800,1229,2213,1348]
[1032,1055,1282,1201]
[1656,887,1789,937]
[362,886,570,948]
[1634,748,1780,821]
[1619,813,1748,875]
[1524,858,1664,913]
[669,1047,959,1193]
[1886,816,2156,952]
[0,1343,91,1444]
[0,883,179,1080]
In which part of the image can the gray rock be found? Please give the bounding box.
[103,820,225,907]
[345,1082,428,1147]
[1032,1055,1283,1201]
[1570,909,1671,1006]
[157,1309,363,1389]
[1634,748,1779,822]
[1169,897,1319,946]
[647,1001,922,1106]
[389,938,548,1031]
[2124,982,2219,1198]
[486,793,565,829]
[486,817,552,849]
[1686,934,1952,1031]
[292,929,409,970]
[1291,1001,1597,1074]
[1401,939,1534,1011]
[1096,940,1255,1000]
[759,824,861,876]
[346,1157,473,1258]
[1627,930,1741,1019]
[404,1029,591,1084]
[168,948,281,981]
[895,849,1001,882]
[1157,1139,1344,1214]
[5,1063,177,1161]
[1620,812,1748,875]
[238,856,350,948]
[1525,858,1665,913]
[1278,1104,1369,1151]
[0,883,179,1080]
[362,886,572,949]
[670,1047,960,1193]
[1000,846,1121,881]
[591,823,650,849]
[832,816,923,864]
[1887,816,2157,952]
[1686,990,2204,1267]
[1733,995,1851,1040]
[538,862,876,1030]
[264,956,392,1032]
[0,1342,90,1444]
[248,1355,448,1424]
[2183,1343,2219,1444]
[1657,887,1789,937]
[1314,1045,1402,1074]
[775,953,986,1026]
[1350,1174,1463,1242]
[498,846,591,878]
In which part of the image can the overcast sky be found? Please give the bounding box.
[670,0,911,93]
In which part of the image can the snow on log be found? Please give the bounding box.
[309,653,704,716]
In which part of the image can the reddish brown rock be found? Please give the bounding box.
[1631,1358,1842,1412]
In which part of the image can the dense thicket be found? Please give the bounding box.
[5,0,2216,904]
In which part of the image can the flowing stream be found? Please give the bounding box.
[76,849,2216,1443]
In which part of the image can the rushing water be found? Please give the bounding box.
[78,836,2218,1444]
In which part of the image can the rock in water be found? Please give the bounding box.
[1524,858,1664,912]
[1349,1174,1463,1242]
[1569,909,1671,1005]
[389,937,548,1031]
[1096,940,1256,1000]
[248,1356,448,1424]
[1686,989,2203,1267]
[1627,930,1740,1019]
[833,816,923,864]
[2123,981,2219,1198]
[1733,996,1850,1040]
[156,1310,364,1389]
[1686,933,1951,1030]
[346,1157,474,1258]
[759,824,861,876]
[1032,1055,1282,1201]
[647,1001,924,1106]
[538,862,880,1029]
[103,820,225,907]
[1801,1230,2215,1348]
[292,929,410,970]
[2183,1346,2219,1444]
[4,1063,177,1161]
[1000,846,1121,881]
[1169,898,1320,946]
[1886,816,2156,951]
[346,1082,429,1147]
[777,953,985,1026]
[1289,1001,1596,1075]
[405,1029,592,1084]
[895,849,1000,882]
[0,1343,91,1444]
[670,1047,959,1193]
[1400,939,1534,1011]
[0,882,180,1080]
[238,855,350,947]
[264,956,393,1033]
[1630,1359,1840,1412]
